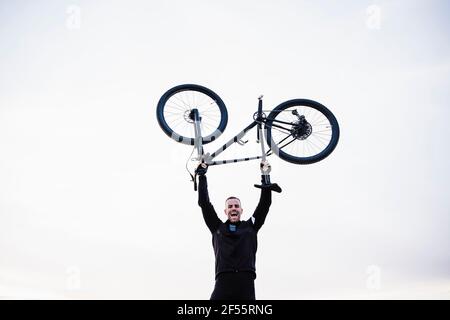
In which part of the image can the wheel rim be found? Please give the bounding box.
[267,104,336,160]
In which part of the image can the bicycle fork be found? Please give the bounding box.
[254,97,282,193]
[190,108,204,191]
[191,109,203,160]
[257,96,271,185]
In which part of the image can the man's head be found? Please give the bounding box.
[224,196,243,223]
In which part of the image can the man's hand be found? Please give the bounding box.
[195,163,208,176]
[260,160,271,174]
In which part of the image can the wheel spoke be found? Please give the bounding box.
[173,94,190,109]
[165,103,186,111]
[311,133,330,145]
[312,129,332,134]
[164,109,185,115]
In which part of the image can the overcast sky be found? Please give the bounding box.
[0,0,449,299]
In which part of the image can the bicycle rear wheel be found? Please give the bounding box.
[265,99,339,164]
[156,84,228,145]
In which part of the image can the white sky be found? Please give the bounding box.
[0,0,449,299]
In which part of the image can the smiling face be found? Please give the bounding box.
[224,197,243,223]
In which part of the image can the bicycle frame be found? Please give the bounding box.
[191,96,272,167]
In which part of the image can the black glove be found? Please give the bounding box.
[195,163,208,176]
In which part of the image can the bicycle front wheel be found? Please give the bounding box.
[156,84,228,145]
[265,99,339,164]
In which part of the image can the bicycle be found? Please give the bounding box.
[156,84,340,191]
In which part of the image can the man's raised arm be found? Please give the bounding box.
[251,173,282,231]
[197,166,221,233]
[251,186,272,232]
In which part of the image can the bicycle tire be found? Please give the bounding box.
[156,84,228,145]
[265,99,339,164]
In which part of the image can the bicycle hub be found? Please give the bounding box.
[292,115,312,140]
[187,109,202,123]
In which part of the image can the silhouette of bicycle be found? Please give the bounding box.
[157,84,339,187]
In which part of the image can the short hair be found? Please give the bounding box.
[225,196,241,207]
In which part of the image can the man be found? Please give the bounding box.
[195,163,281,300]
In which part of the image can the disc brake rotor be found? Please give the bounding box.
[184,109,194,123]
[291,115,312,140]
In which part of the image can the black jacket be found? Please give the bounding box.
[197,175,272,279]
